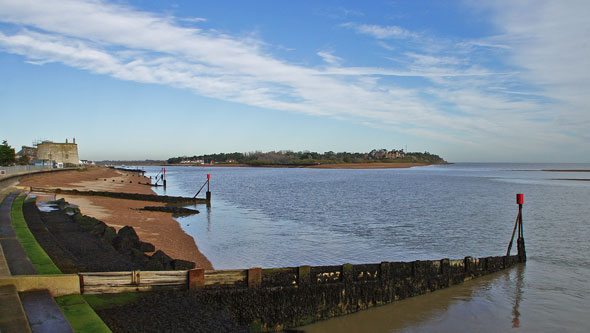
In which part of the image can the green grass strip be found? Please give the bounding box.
[55,295,112,332]
[11,195,112,331]
[83,293,143,311]
[10,195,61,275]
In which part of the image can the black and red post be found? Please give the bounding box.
[206,174,211,206]
[507,193,526,262]
[516,194,526,262]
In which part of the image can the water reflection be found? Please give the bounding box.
[510,264,524,328]
[206,206,212,232]
[300,266,525,332]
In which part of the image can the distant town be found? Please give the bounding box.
[167,149,446,166]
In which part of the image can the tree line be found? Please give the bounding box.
[0,140,29,166]
[167,149,445,166]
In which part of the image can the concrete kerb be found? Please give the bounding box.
[0,284,32,333]
[0,242,10,276]
[0,274,80,297]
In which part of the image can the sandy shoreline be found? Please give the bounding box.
[19,167,213,269]
[306,162,439,169]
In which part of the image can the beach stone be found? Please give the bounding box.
[138,241,155,253]
[123,248,149,263]
[113,226,141,251]
[102,226,117,244]
[63,207,80,216]
[147,250,173,270]
[57,200,68,210]
[89,221,107,236]
[118,226,139,242]
[74,214,100,230]
[171,259,196,270]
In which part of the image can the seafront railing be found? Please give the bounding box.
[0,165,53,176]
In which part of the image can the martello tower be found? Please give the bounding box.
[36,138,79,166]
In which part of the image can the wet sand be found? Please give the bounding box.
[19,167,212,269]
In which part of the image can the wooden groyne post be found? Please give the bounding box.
[193,174,212,206]
[206,173,211,207]
[507,193,526,262]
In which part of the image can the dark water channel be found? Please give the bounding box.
[145,163,590,332]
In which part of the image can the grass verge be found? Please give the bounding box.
[55,295,111,332]
[11,194,111,332]
[83,293,144,311]
[10,196,61,274]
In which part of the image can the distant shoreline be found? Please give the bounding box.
[514,169,590,172]
[162,162,447,169]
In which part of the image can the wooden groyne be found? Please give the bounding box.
[108,166,146,175]
[78,253,525,330]
[79,255,524,294]
[29,187,208,205]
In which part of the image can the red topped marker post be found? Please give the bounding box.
[516,193,526,262]
[206,174,211,206]
[507,193,526,262]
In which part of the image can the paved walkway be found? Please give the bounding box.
[0,192,73,332]
[0,192,32,332]
[0,192,35,275]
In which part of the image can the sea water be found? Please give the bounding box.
[145,163,590,332]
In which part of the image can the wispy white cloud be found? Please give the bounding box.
[177,17,207,23]
[314,6,364,20]
[471,0,590,139]
[0,0,588,160]
[341,22,417,39]
[317,51,343,65]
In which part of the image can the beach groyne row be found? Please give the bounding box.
[29,187,208,205]
[79,254,524,330]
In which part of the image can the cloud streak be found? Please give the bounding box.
[341,22,418,39]
[0,0,588,160]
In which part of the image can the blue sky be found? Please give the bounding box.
[1,0,589,162]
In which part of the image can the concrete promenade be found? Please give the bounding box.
[0,190,73,332]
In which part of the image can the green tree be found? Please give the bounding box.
[0,140,16,166]
[17,155,30,165]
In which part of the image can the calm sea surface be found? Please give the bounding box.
[143,163,590,332]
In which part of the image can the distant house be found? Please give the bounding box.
[180,159,205,164]
[16,146,38,159]
[366,149,405,160]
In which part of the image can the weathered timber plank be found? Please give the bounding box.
[83,285,184,294]
[204,270,247,285]
[449,259,464,267]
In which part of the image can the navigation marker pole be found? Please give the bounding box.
[507,193,526,262]
[516,193,526,262]
[206,174,211,207]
